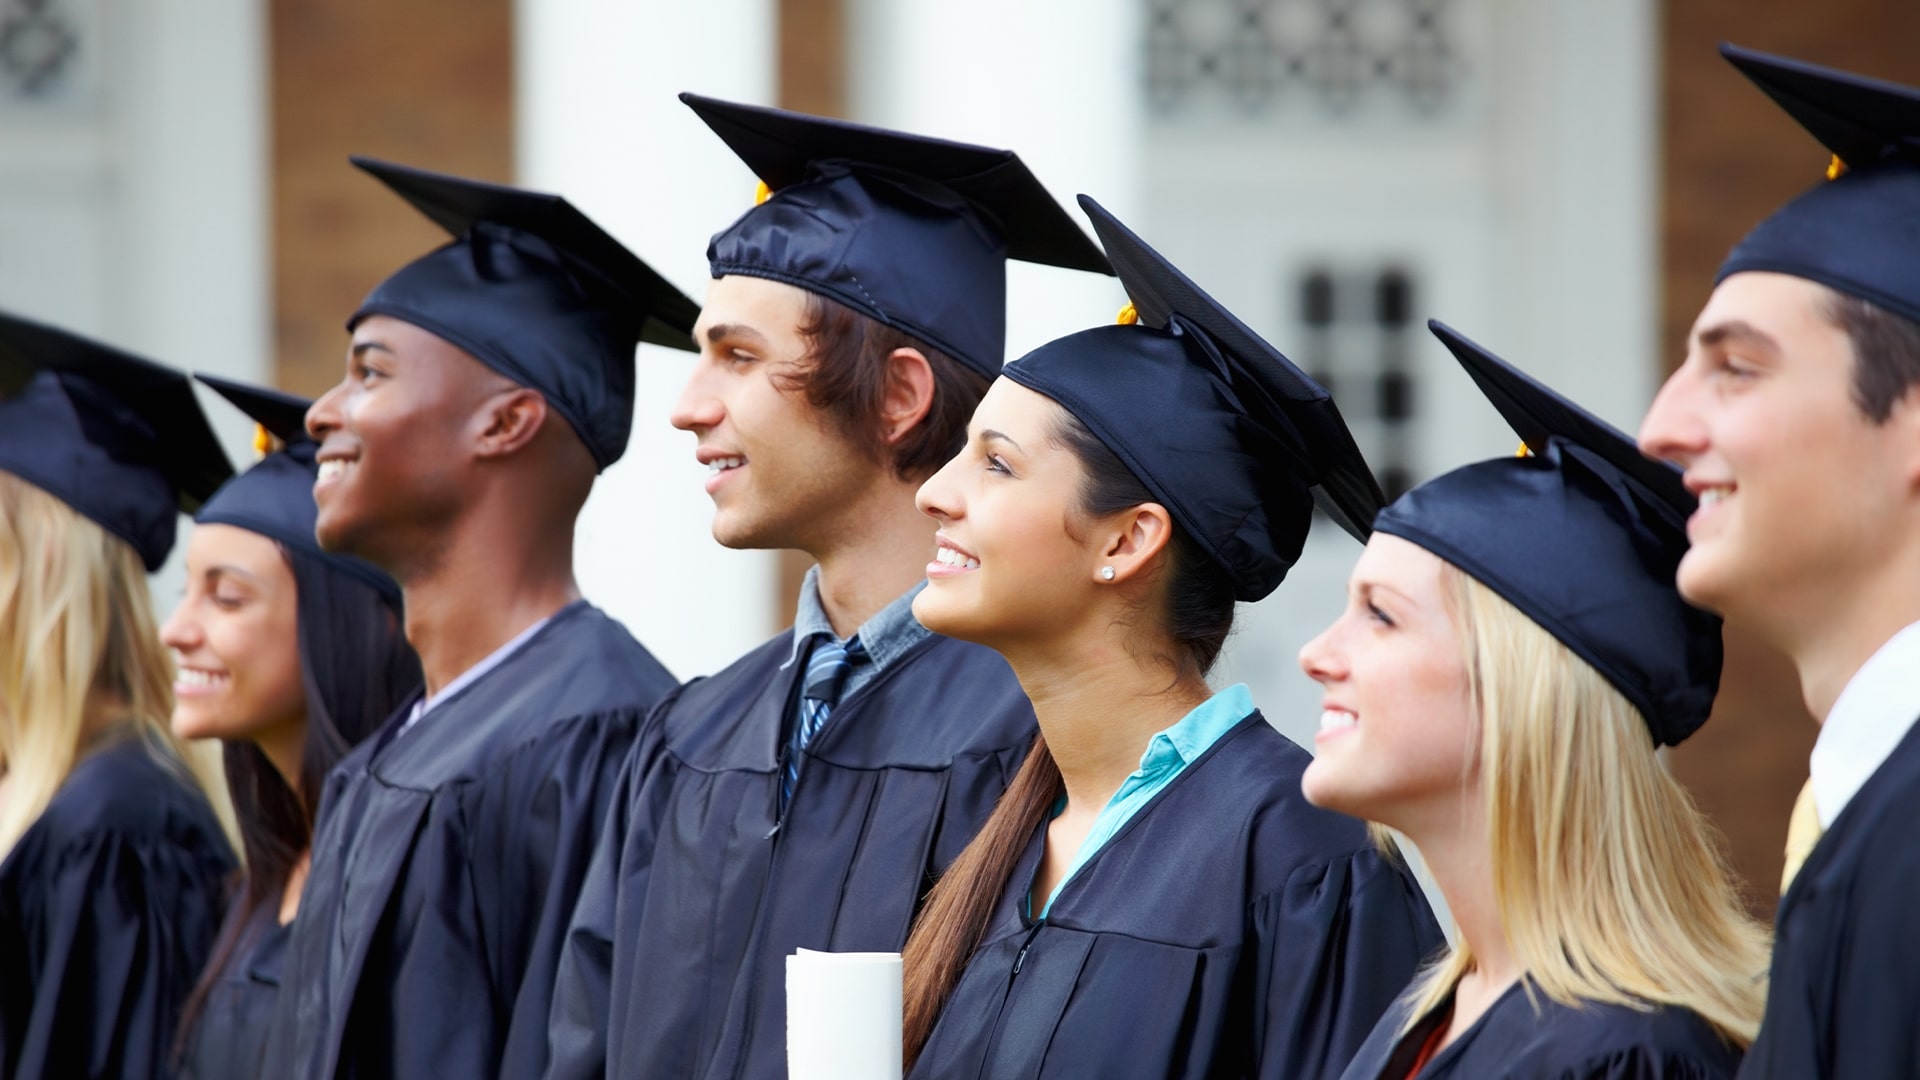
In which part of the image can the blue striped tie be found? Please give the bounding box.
[783,634,867,807]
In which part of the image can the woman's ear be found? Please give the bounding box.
[1095,502,1175,585]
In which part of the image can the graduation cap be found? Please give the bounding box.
[350,156,702,470]
[998,196,1384,603]
[0,311,232,572]
[681,93,1113,377]
[194,375,402,607]
[1716,44,1920,325]
[1372,321,1722,746]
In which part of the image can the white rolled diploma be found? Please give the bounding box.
[786,949,904,1080]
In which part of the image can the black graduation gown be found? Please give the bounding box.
[1339,981,1741,1080]
[263,602,674,1080]
[547,631,1036,1080]
[1738,715,1920,1079]
[908,713,1443,1080]
[175,902,291,1079]
[0,732,234,1080]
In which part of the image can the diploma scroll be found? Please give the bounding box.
[785,949,904,1080]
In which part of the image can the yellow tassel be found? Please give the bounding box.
[1827,154,1847,181]
[1116,302,1139,325]
[754,179,773,205]
[253,423,274,461]
[1515,441,1533,458]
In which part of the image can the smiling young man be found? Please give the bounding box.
[1638,47,1920,1079]
[260,157,700,1080]
[544,98,1111,1080]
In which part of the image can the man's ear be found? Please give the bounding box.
[879,347,937,447]
[1097,502,1176,585]
[474,387,549,460]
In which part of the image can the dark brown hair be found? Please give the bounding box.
[174,547,420,1061]
[1824,289,1920,423]
[777,292,991,481]
[899,409,1236,1068]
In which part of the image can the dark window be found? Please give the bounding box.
[1295,262,1422,501]
[0,0,79,101]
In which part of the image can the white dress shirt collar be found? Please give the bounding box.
[1810,619,1920,828]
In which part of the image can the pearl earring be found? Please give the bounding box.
[1100,566,1116,581]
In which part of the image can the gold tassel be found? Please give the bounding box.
[1116,302,1139,325]
[1515,441,1533,458]
[253,423,275,461]
[1827,154,1847,181]
[754,179,773,205]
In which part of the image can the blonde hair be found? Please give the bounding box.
[1400,564,1769,1046]
[0,471,232,857]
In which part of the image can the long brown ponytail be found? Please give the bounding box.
[900,407,1238,1069]
[901,737,1061,1067]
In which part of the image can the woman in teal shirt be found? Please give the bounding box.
[899,199,1443,1079]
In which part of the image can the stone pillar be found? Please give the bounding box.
[516,0,780,680]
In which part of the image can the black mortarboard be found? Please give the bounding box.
[194,375,402,606]
[1716,44,1920,324]
[1373,321,1721,746]
[681,93,1113,377]
[999,197,1383,603]
[350,156,702,470]
[0,311,231,571]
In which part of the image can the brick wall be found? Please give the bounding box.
[773,0,846,628]
[1660,2,1920,917]
[270,0,514,397]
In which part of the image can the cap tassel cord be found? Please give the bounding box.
[754,179,773,206]
[1116,302,1139,325]
[1827,153,1847,181]
[253,423,276,461]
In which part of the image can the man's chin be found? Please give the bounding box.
[1674,544,1739,617]
[708,509,789,552]
[313,507,368,559]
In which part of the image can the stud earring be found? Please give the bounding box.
[1100,566,1116,581]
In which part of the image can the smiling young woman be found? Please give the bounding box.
[1304,322,1769,1080]
[163,378,420,1079]
[897,200,1441,1080]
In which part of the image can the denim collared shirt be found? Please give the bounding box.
[1036,682,1256,918]
[782,565,932,703]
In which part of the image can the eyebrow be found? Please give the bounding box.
[702,322,769,349]
[979,428,1024,453]
[351,341,396,359]
[1356,579,1418,610]
[204,564,258,585]
[1693,320,1781,355]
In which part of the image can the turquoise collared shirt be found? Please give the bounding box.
[1036,682,1255,918]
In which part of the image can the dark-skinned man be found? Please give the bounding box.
[263,158,699,1080]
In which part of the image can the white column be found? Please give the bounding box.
[1488,0,1659,431]
[0,1,268,458]
[516,0,780,682]
[847,0,1144,361]
[110,0,270,389]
